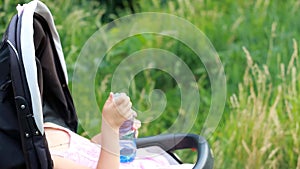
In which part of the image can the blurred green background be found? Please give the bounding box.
[1,0,299,168]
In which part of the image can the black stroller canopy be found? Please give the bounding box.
[0,1,77,168]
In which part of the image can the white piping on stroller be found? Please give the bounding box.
[16,0,68,134]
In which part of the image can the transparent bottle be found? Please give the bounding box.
[119,119,137,163]
[113,93,137,163]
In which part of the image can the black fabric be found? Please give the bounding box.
[0,33,26,169]
[33,13,78,132]
[0,7,78,169]
[8,12,54,168]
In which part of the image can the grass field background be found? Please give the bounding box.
[1,0,299,168]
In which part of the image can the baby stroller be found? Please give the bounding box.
[0,1,213,169]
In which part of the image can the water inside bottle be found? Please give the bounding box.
[120,139,136,163]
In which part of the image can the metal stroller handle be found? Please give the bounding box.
[136,133,214,169]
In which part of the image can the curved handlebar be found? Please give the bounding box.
[136,133,214,169]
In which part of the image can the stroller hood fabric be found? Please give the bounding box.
[17,0,68,134]
[0,0,77,168]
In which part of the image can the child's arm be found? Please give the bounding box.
[97,92,134,169]
[49,92,134,169]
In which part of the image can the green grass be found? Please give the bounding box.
[1,0,299,168]
[211,42,300,168]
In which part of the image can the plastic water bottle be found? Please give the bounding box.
[119,120,137,163]
[113,93,137,163]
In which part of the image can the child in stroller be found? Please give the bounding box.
[44,92,194,169]
[24,2,194,168]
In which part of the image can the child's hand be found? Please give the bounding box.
[102,92,134,130]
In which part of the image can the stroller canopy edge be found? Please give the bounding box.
[17,0,69,134]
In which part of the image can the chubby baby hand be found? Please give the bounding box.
[102,92,135,130]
